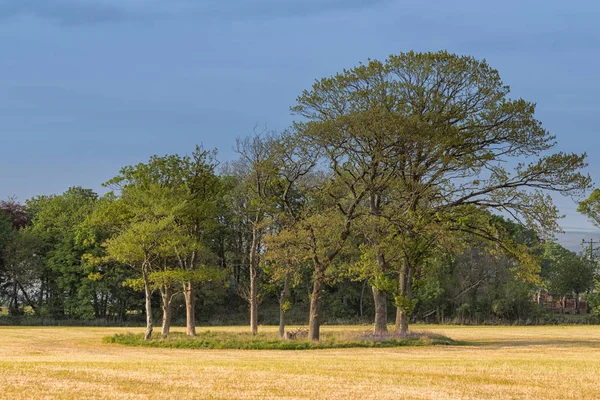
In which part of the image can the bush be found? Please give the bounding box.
[586,293,600,316]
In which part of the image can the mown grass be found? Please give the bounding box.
[1,325,600,399]
[104,329,455,350]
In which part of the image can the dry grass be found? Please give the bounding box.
[1,324,599,399]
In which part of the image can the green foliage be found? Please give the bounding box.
[578,189,600,228]
[1,230,45,286]
[370,274,396,294]
[103,217,176,269]
[280,300,292,313]
[290,50,589,334]
[293,51,590,236]
[0,52,594,332]
[124,266,226,292]
[491,281,538,320]
[394,295,418,314]
[104,330,455,350]
[0,214,13,253]
[542,242,594,296]
[587,293,600,316]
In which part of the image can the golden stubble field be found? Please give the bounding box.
[0,325,599,399]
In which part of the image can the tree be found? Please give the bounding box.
[411,216,543,324]
[0,198,27,230]
[542,243,594,313]
[578,189,600,228]
[89,176,180,340]
[263,132,317,338]
[264,225,307,338]
[0,229,44,316]
[123,265,224,337]
[103,217,175,339]
[293,83,406,333]
[0,199,39,316]
[303,207,355,341]
[229,131,281,335]
[101,148,223,337]
[28,187,100,318]
[0,213,13,267]
[292,50,590,335]
[277,169,363,341]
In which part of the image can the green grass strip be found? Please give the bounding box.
[104,330,456,350]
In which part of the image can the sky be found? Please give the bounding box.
[0,0,599,250]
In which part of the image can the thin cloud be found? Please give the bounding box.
[196,0,393,18]
[0,0,133,25]
[459,30,600,53]
[0,0,393,25]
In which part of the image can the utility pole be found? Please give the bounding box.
[582,239,599,277]
[582,239,597,260]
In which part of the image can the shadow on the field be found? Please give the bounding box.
[462,339,600,348]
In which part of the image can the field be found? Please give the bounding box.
[0,325,599,399]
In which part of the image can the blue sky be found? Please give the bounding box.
[0,0,599,249]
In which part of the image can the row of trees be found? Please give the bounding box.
[0,51,595,340]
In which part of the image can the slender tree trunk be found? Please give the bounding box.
[279,271,291,339]
[359,280,367,318]
[9,283,19,316]
[183,281,196,336]
[142,270,153,341]
[249,225,260,335]
[93,292,99,318]
[394,262,407,334]
[395,262,413,336]
[575,292,580,314]
[250,275,258,335]
[103,294,109,320]
[160,286,173,337]
[372,286,388,334]
[308,263,326,341]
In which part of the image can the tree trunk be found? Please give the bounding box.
[160,286,173,337]
[395,307,408,335]
[372,248,388,333]
[250,276,258,335]
[249,225,260,335]
[394,262,413,336]
[575,292,580,314]
[369,194,389,333]
[39,277,45,324]
[9,283,19,316]
[142,270,153,341]
[278,271,291,339]
[372,286,388,334]
[183,281,196,336]
[359,280,367,318]
[308,263,325,341]
[394,262,407,334]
